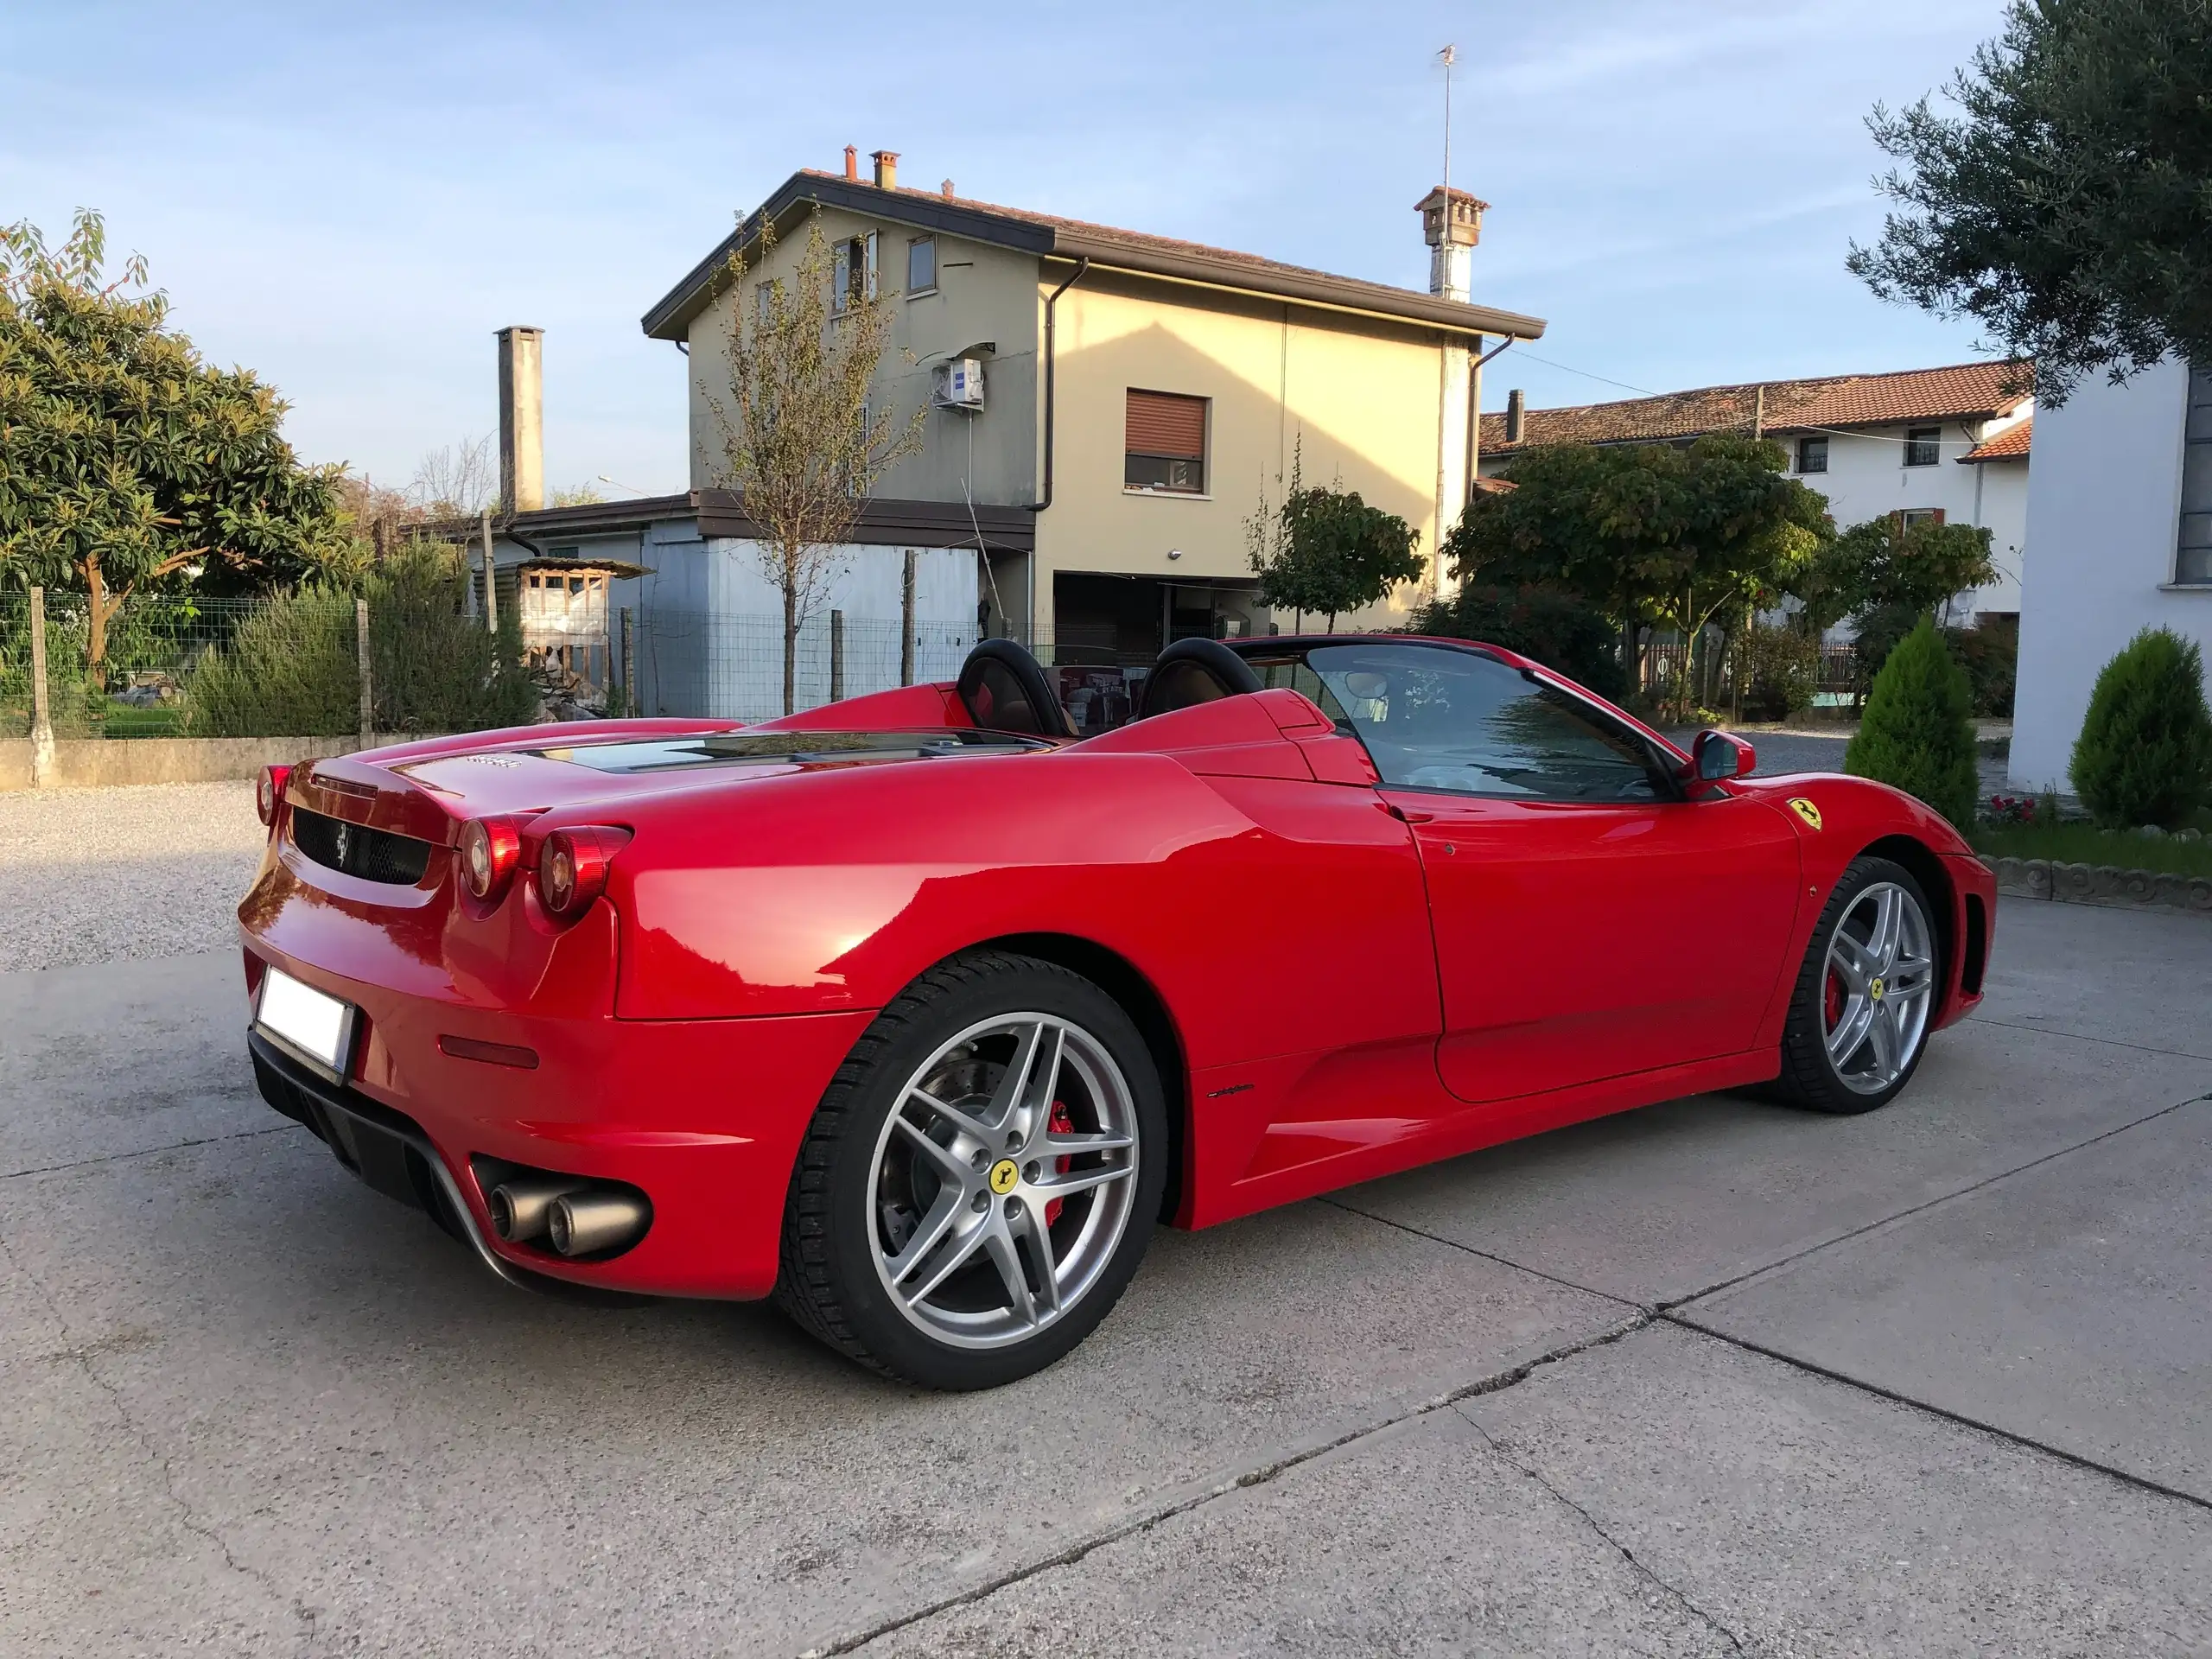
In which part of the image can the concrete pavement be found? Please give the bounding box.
[2,893,2209,1656]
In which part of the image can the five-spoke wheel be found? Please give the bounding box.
[1777,855,1942,1114]
[776,952,1166,1389]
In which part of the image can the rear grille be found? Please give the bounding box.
[290,807,435,885]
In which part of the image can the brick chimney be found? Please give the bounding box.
[496,326,544,514]
[872,149,899,190]
[843,145,859,180]
[1416,185,1486,303]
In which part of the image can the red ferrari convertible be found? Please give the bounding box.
[238,634,1993,1388]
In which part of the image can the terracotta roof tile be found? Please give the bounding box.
[1960,417,2031,461]
[1481,361,2032,454]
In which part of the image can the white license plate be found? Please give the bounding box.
[255,966,357,1077]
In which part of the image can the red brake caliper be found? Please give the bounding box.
[1045,1101,1073,1226]
[1824,969,1845,1032]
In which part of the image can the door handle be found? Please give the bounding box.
[1381,802,1436,824]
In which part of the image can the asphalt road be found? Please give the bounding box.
[2,811,2208,1654]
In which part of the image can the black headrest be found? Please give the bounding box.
[1137,636,1263,721]
[956,639,1077,740]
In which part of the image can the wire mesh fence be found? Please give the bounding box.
[2,588,981,739]
[629,610,976,723]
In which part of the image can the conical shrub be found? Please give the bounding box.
[2069,627,2212,830]
[1845,616,1977,827]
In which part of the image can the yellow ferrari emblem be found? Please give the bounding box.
[1871,976,1886,1001]
[1787,798,1823,831]
[988,1159,1020,1195]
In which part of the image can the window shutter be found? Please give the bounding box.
[1931,508,1946,524]
[864,232,879,302]
[832,242,851,313]
[1126,390,1207,459]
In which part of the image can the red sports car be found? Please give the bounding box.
[238,634,1993,1388]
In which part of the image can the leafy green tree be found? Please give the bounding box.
[2069,627,2212,828]
[1846,617,1980,827]
[1847,0,2212,402]
[1830,515,1999,621]
[1247,442,1424,631]
[1414,582,1625,700]
[1447,435,1829,715]
[0,210,345,671]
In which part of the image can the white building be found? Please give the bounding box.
[2009,358,2212,790]
[1479,362,2034,624]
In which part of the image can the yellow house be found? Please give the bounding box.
[641,148,1546,665]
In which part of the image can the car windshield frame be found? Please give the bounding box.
[1238,639,1688,805]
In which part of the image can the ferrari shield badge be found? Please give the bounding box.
[1787,798,1823,832]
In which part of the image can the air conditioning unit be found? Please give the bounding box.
[932,357,985,411]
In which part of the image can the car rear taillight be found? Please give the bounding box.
[458,817,523,902]
[257,765,291,831]
[536,825,632,923]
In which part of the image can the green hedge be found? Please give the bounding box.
[187,546,536,737]
[1845,617,1977,827]
[2069,628,2212,830]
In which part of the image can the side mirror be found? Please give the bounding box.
[1689,729,1755,785]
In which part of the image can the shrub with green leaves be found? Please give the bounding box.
[1845,616,1978,826]
[1737,621,1821,720]
[186,544,534,737]
[2069,627,2212,830]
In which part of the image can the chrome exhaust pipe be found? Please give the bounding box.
[487,1177,588,1243]
[547,1190,650,1257]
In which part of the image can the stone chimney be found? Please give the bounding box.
[872,149,899,190]
[496,325,544,514]
[1416,186,1486,303]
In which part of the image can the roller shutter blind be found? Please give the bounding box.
[1126,390,1208,459]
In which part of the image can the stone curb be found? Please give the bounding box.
[1981,856,2212,917]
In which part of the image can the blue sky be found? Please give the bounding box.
[3,0,2011,498]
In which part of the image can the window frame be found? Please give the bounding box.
[1123,388,1211,496]
[1902,424,1942,467]
[906,235,938,297]
[1239,638,1691,805]
[1795,434,1829,474]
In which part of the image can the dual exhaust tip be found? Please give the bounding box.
[487,1175,650,1258]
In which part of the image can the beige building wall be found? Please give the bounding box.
[1035,269,1473,644]
[678,213,1484,645]
[683,205,1041,506]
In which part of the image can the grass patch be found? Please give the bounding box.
[1971,821,2212,879]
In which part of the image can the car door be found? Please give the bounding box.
[1296,640,1802,1105]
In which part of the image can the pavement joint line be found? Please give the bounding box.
[0,1230,322,1649]
[1970,1014,2212,1063]
[1323,1089,2210,1329]
[1661,1313,2212,1516]
[802,1310,1656,1657]
[1653,1087,2212,1316]
[1,1122,304,1184]
[1449,1399,1748,1655]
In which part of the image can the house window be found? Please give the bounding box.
[1796,435,1828,474]
[1899,508,1944,531]
[1904,425,1942,466]
[1125,389,1208,493]
[2178,367,2212,584]
[830,232,878,315]
[906,236,937,295]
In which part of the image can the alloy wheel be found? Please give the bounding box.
[1821,880,1936,1095]
[866,1014,1141,1350]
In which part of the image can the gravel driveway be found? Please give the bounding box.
[0,783,264,971]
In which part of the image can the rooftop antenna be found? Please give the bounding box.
[1438,43,1459,205]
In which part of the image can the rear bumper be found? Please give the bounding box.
[243,938,874,1300]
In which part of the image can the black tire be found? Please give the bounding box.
[1773,855,1941,1116]
[773,950,1168,1389]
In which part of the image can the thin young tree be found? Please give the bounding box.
[707,211,923,714]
